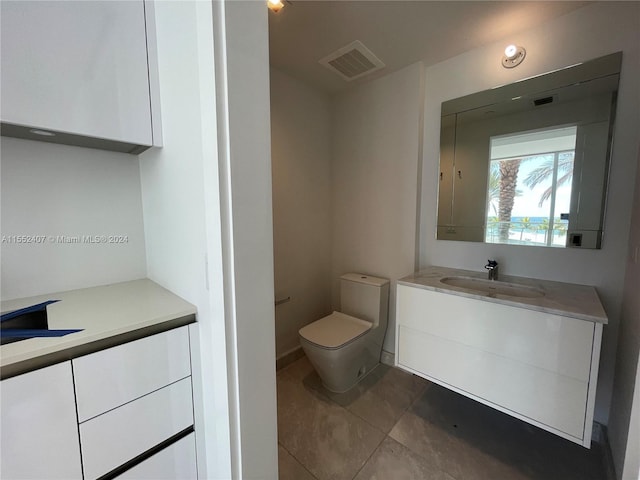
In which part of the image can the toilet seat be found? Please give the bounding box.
[299,312,371,350]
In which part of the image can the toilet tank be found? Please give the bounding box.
[340,273,390,328]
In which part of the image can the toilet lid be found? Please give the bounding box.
[299,312,372,349]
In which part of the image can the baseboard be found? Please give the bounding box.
[380,350,395,367]
[276,346,305,371]
[593,422,617,480]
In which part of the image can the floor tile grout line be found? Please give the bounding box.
[317,366,429,435]
[386,421,443,477]
[386,401,467,480]
[316,369,430,437]
[296,375,392,478]
[325,372,433,479]
[279,358,441,480]
[385,402,525,480]
[277,442,319,480]
[349,431,388,480]
[278,369,383,479]
[344,381,426,436]
[280,357,607,480]
[300,374,385,432]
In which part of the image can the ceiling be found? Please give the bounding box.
[268,1,591,94]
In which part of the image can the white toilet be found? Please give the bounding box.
[298,273,390,393]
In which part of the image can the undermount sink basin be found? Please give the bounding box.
[439,276,545,299]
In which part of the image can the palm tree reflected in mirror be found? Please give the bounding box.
[485,127,576,247]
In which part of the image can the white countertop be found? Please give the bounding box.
[1,279,197,378]
[398,266,607,324]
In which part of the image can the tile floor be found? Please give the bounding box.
[277,356,608,480]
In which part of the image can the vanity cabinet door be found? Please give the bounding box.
[0,362,82,479]
[0,0,153,147]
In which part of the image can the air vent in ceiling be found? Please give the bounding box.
[533,95,556,106]
[319,40,385,81]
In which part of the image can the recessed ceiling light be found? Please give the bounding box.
[502,45,526,69]
[504,45,518,59]
[267,0,284,13]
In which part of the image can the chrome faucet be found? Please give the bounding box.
[485,260,499,280]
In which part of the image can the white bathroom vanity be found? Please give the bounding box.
[395,266,607,448]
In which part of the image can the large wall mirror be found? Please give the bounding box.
[437,52,622,249]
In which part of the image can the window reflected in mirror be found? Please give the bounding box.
[437,52,622,249]
[486,126,576,247]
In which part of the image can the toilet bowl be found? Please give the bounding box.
[298,273,389,393]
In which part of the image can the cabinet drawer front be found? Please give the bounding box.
[74,326,191,422]
[398,325,588,439]
[397,285,594,381]
[116,433,197,480]
[1,362,83,479]
[80,377,194,480]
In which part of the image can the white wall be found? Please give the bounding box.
[138,2,231,478]
[0,138,147,300]
[609,145,640,479]
[214,1,278,478]
[331,62,423,353]
[270,67,333,358]
[418,2,640,425]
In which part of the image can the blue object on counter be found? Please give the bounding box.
[1,328,82,338]
[1,300,60,323]
[1,300,73,345]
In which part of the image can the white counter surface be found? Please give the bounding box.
[1,279,197,378]
[399,266,607,324]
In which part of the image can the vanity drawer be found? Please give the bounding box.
[73,326,191,422]
[398,325,588,438]
[396,285,594,380]
[80,377,194,480]
[116,433,197,480]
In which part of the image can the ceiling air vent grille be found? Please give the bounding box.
[319,40,385,81]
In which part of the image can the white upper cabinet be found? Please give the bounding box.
[0,1,158,153]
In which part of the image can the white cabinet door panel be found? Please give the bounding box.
[80,377,194,480]
[397,285,594,381]
[116,433,197,480]
[0,0,152,145]
[73,326,191,422]
[398,325,588,439]
[0,362,82,479]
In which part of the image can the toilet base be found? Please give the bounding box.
[300,335,382,393]
[319,361,381,393]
